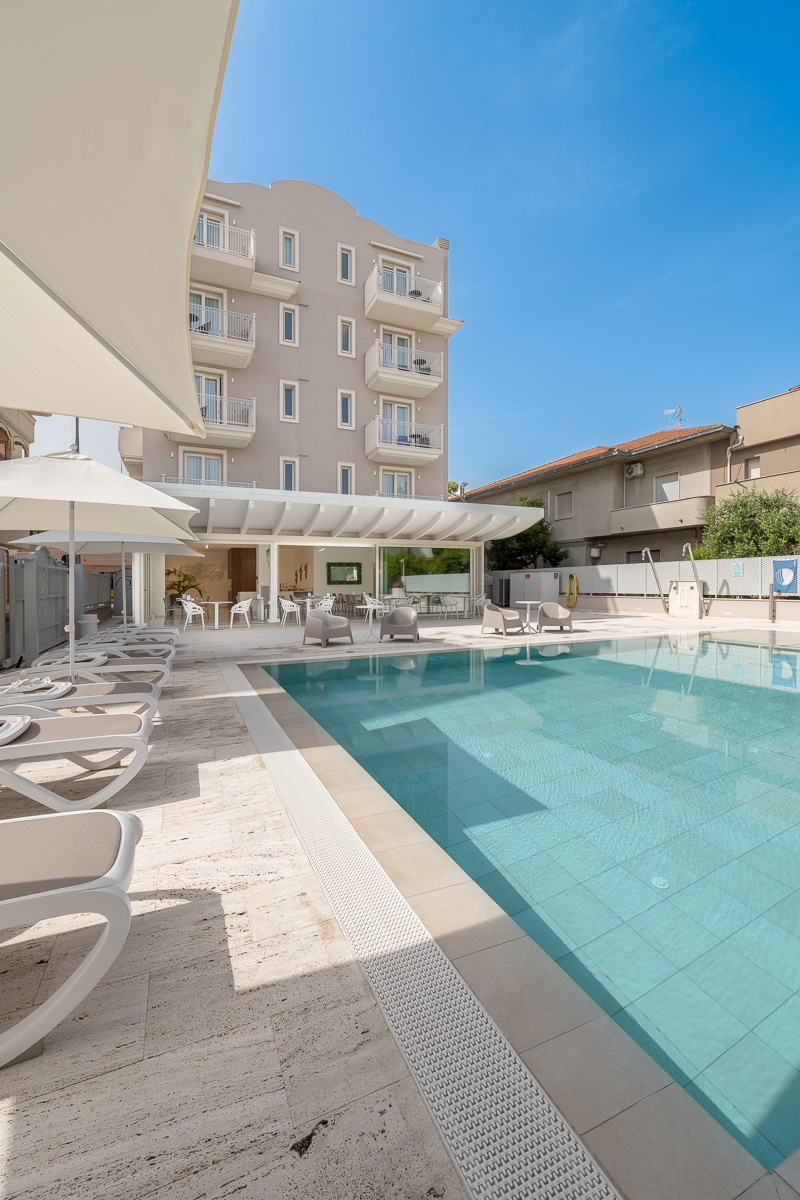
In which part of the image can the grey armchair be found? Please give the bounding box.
[303,610,354,648]
[537,602,573,633]
[481,601,523,637]
[380,605,419,642]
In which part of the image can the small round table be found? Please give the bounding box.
[356,604,382,643]
[514,600,540,633]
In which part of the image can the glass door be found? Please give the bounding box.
[185,453,222,484]
[195,212,222,248]
[381,330,411,370]
[195,373,220,424]
[189,290,220,335]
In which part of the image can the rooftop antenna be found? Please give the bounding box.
[663,406,685,431]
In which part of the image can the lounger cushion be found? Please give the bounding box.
[0,811,121,900]
[13,713,142,746]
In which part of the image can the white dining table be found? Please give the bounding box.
[514,600,540,633]
[201,600,233,629]
[355,604,382,643]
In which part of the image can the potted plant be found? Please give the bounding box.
[165,567,202,602]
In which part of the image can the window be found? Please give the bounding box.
[189,288,222,335]
[194,211,222,249]
[280,303,298,345]
[381,470,412,497]
[555,491,573,520]
[380,260,412,297]
[338,463,355,495]
[280,227,299,271]
[380,328,412,370]
[655,472,679,503]
[280,380,298,422]
[746,456,761,480]
[380,400,412,445]
[183,452,223,484]
[337,389,355,429]
[338,316,355,357]
[627,549,660,563]
[338,243,354,285]
[194,372,223,424]
[280,457,298,491]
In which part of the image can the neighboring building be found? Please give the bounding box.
[120,180,540,619]
[466,425,734,566]
[717,384,800,503]
[0,408,35,462]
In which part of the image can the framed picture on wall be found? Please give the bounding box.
[326,562,362,585]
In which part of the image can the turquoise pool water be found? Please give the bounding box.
[264,634,800,1169]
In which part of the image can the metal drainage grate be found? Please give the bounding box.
[225,665,623,1200]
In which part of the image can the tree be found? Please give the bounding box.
[485,494,569,571]
[696,488,800,559]
[447,480,459,495]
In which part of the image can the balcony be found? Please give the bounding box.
[364,340,443,399]
[597,495,715,537]
[166,395,256,448]
[365,263,455,335]
[365,417,444,466]
[189,305,255,368]
[160,476,256,489]
[190,217,255,289]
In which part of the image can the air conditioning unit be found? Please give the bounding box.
[625,462,645,478]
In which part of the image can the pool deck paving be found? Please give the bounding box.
[2,610,800,1199]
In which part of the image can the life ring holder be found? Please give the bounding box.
[565,574,578,608]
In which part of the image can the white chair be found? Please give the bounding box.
[181,599,205,630]
[470,593,487,616]
[279,597,301,626]
[442,595,461,620]
[312,596,335,614]
[0,809,142,1067]
[229,597,252,628]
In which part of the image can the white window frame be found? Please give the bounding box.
[179,448,226,484]
[337,315,355,358]
[746,456,761,480]
[555,491,573,520]
[280,456,299,492]
[279,379,299,423]
[337,243,355,286]
[378,254,415,297]
[279,226,299,272]
[379,468,414,498]
[279,303,299,346]
[338,462,356,495]
[194,204,228,248]
[189,284,226,335]
[337,388,356,430]
[654,471,680,504]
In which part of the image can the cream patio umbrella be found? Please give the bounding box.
[0,451,198,676]
[10,534,204,629]
[0,0,238,436]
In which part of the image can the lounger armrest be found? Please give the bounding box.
[0,702,61,719]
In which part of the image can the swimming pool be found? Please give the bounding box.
[264,633,800,1170]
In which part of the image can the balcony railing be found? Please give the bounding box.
[193,217,254,258]
[370,341,443,379]
[371,417,443,451]
[189,306,254,342]
[375,265,443,307]
[160,476,256,488]
[198,395,255,431]
[369,491,445,501]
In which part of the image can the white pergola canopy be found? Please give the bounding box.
[0,0,238,437]
[154,483,543,543]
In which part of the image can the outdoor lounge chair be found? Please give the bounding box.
[0,676,160,720]
[380,606,419,642]
[32,652,172,686]
[481,601,524,637]
[0,705,151,811]
[74,640,176,664]
[303,610,353,648]
[0,808,142,1067]
[536,602,573,633]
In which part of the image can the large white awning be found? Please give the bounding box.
[0,0,238,437]
[152,483,542,543]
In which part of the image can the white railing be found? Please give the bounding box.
[371,263,443,307]
[160,476,256,488]
[371,341,443,379]
[193,217,254,258]
[559,556,797,599]
[371,417,443,451]
[188,306,255,342]
[198,395,255,431]
[369,491,446,501]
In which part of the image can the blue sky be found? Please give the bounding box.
[34,0,800,486]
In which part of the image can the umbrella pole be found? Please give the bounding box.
[121,542,127,628]
[68,501,76,684]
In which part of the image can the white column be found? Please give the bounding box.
[132,553,145,625]
[474,543,484,598]
[269,541,279,622]
[150,554,166,625]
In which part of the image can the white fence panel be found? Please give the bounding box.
[553,554,798,600]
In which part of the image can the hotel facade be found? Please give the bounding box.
[121,179,539,620]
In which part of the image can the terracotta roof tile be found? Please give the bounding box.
[468,425,728,498]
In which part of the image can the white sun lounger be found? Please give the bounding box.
[0,809,142,1067]
[0,705,151,811]
[31,653,172,687]
[72,641,176,664]
[0,677,160,720]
